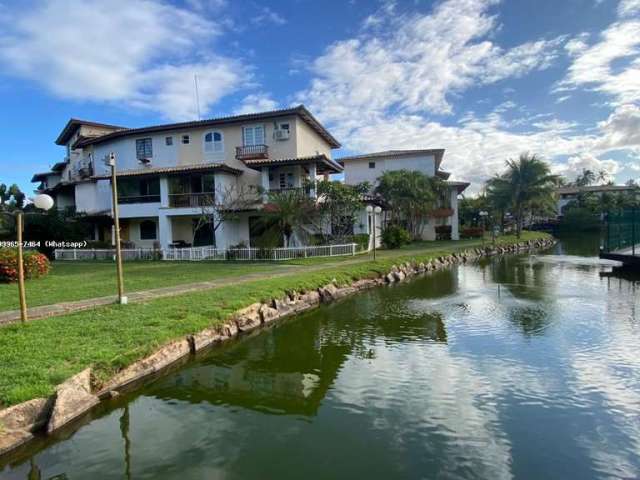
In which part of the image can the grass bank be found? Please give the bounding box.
[0,232,551,407]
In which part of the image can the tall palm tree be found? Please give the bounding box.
[576,168,596,187]
[488,153,558,238]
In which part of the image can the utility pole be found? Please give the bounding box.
[108,152,127,304]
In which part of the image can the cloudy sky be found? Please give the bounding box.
[1,0,639,194]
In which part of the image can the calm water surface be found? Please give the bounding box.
[3,236,640,479]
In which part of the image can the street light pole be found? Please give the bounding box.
[16,211,27,322]
[2,193,55,323]
[107,152,127,304]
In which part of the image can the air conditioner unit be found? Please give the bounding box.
[274,129,290,141]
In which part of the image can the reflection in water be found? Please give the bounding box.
[3,236,640,479]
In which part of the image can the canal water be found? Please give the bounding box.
[2,236,640,479]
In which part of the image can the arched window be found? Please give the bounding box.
[204,131,223,153]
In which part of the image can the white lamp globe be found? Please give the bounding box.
[366,205,373,213]
[374,206,382,213]
[33,194,54,211]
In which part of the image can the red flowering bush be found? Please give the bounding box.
[0,248,51,283]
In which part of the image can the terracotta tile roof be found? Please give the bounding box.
[337,149,446,170]
[91,163,243,180]
[31,172,54,182]
[242,154,343,173]
[447,181,470,194]
[55,119,126,145]
[70,105,341,149]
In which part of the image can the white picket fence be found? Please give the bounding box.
[54,243,359,262]
[54,248,160,261]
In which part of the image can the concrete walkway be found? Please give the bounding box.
[0,256,375,326]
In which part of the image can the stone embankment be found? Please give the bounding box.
[0,237,555,458]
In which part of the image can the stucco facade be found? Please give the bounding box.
[34,106,343,250]
[339,150,468,241]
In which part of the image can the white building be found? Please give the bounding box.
[33,106,342,249]
[32,109,470,249]
[339,150,469,241]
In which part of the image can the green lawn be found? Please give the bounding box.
[0,232,545,312]
[0,232,551,407]
[0,261,289,311]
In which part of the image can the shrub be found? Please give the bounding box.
[349,233,370,250]
[460,227,484,239]
[559,208,600,232]
[0,248,51,283]
[382,225,411,249]
[435,225,452,241]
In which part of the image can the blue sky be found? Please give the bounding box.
[1,0,639,194]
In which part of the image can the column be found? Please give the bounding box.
[160,176,169,208]
[261,167,270,202]
[308,162,317,198]
[450,189,460,241]
[158,213,173,249]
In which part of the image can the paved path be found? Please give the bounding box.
[0,239,492,326]
[0,256,377,326]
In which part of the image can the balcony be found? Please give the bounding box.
[118,194,161,204]
[169,192,215,208]
[236,144,269,160]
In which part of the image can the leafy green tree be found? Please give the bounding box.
[314,180,370,243]
[0,183,25,210]
[374,170,446,239]
[486,154,558,238]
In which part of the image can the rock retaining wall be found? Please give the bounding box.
[0,237,555,458]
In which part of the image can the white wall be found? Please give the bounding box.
[343,154,437,187]
[75,180,111,214]
[125,218,159,248]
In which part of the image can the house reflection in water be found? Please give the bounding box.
[147,282,451,417]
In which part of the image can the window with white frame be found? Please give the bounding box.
[182,135,190,144]
[243,125,265,146]
[204,131,223,153]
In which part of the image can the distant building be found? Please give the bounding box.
[556,184,639,215]
[339,149,469,240]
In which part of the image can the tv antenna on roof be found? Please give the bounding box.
[194,74,201,121]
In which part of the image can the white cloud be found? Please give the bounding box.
[618,0,640,16]
[557,3,640,105]
[595,103,640,150]
[232,93,279,115]
[564,33,590,56]
[0,0,249,121]
[299,0,564,125]
[553,153,620,182]
[250,6,286,26]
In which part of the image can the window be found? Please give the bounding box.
[369,161,376,169]
[140,220,157,240]
[165,136,173,146]
[243,125,265,146]
[279,123,290,131]
[136,138,153,159]
[182,135,190,144]
[204,131,223,153]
